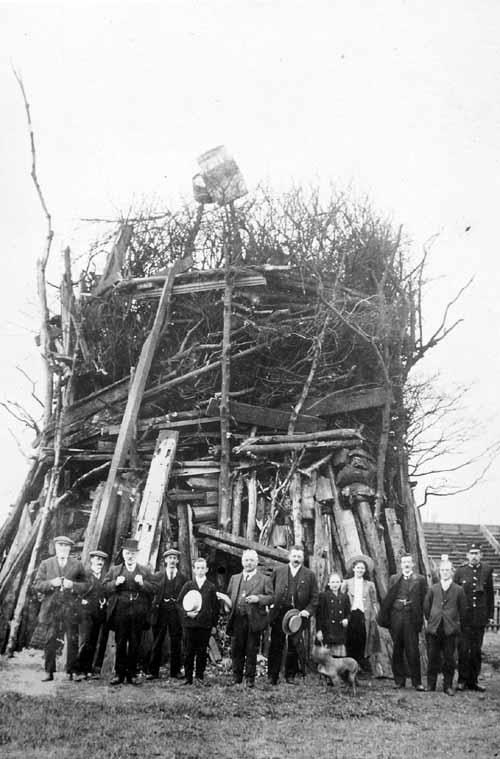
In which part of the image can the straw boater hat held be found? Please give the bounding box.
[347,553,374,573]
[182,589,202,613]
[282,608,303,636]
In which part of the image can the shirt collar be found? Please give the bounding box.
[289,564,302,577]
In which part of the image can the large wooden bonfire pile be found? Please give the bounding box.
[0,187,433,655]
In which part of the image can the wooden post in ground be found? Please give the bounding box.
[232,473,243,536]
[91,256,191,553]
[245,471,257,541]
[218,234,233,531]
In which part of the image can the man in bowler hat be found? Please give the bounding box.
[75,549,109,678]
[379,554,427,690]
[104,538,157,685]
[146,547,187,680]
[454,542,495,692]
[267,545,319,685]
[32,536,87,681]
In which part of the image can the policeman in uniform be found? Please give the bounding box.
[76,549,109,678]
[146,547,187,680]
[453,542,494,692]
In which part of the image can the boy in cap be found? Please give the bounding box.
[32,536,87,681]
[75,549,109,678]
[146,547,187,680]
[454,543,494,691]
[104,538,157,685]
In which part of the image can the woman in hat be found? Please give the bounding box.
[342,554,380,674]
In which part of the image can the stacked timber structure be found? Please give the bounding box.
[0,189,434,654]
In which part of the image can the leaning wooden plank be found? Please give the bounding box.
[207,398,326,433]
[201,536,285,568]
[93,223,133,296]
[0,505,33,585]
[91,256,192,552]
[135,431,178,566]
[234,439,361,455]
[196,524,288,563]
[304,385,391,417]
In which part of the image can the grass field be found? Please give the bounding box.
[1,635,499,759]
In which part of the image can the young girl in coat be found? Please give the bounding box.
[316,572,351,656]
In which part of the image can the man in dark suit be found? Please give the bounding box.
[226,549,274,688]
[267,545,319,685]
[454,542,495,692]
[424,556,467,695]
[146,547,187,680]
[379,554,427,691]
[32,535,88,682]
[178,557,219,686]
[75,549,109,678]
[104,538,157,685]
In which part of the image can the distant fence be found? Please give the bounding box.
[486,585,500,632]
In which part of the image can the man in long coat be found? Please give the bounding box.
[379,554,427,691]
[75,549,109,678]
[104,538,157,685]
[267,545,319,685]
[146,547,187,680]
[454,542,495,692]
[32,535,88,681]
[226,549,274,687]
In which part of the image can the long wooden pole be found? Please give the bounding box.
[90,256,192,553]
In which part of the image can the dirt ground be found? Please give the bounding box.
[1,634,500,759]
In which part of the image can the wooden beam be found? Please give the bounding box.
[128,273,266,300]
[304,385,391,417]
[207,398,326,433]
[91,256,191,553]
[135,431,178,566]
[196,524,288,563]
[93,224,133,296]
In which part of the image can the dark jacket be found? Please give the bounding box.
[104,562,157,629]
[453,563,494,627]
[178,579,219,630]
[78,569,108,619]
[226,570,274,635]
[150,568,187,626]
[33,556,88,624]
[424,581,467,636]
[316,588,350,646]
[378,572,427,631]
[269,564,319,623]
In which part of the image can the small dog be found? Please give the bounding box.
[312,643,359,696]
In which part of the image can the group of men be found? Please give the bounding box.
[379,543,495,695]
[32,535,494,693]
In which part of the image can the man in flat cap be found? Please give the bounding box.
[32,536,87,682]
[146,547,187,680]
[379,554,427,690]
[226,549,274,688]
[454,543,495,692]
[267,545,318,685]
[104,538,157,685]
[75,549,109,679]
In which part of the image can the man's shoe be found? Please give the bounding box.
[426,685,436,692]
[414,684,425,692]
[181,679,193,686]
[41,673,54,682]
[126,676,140,685]
[110,676,124,686]
[444,687,455,697]
[171,673,184,680]
[285,677,297,685]
[469,683,486,692]
[456,682,466,691]
[145,673,157,681]
[246,679,255,689]
[394,683,405,689]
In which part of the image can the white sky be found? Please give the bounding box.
[0,1,499,526]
